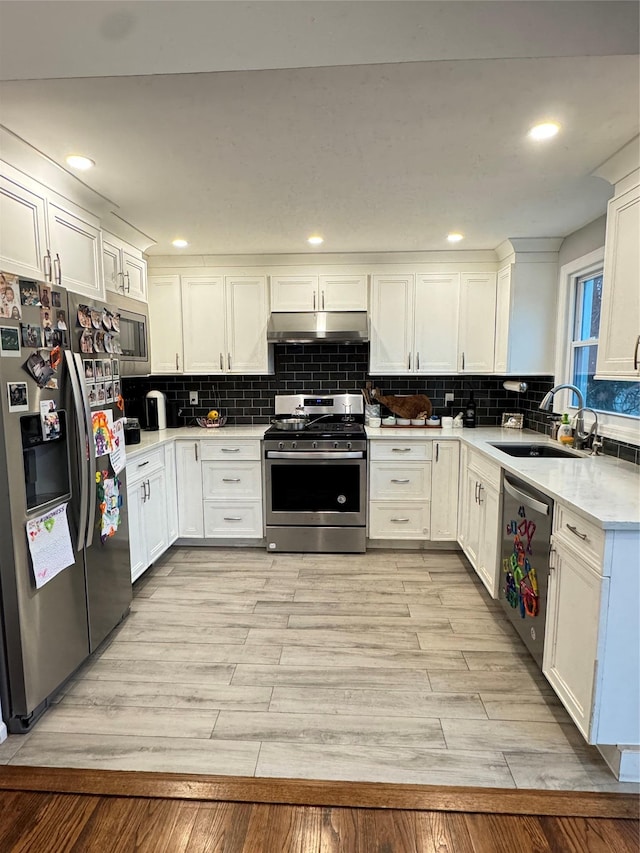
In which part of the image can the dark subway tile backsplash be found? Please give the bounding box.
[122,343,638,464]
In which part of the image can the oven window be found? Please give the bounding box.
[271,464,361,512]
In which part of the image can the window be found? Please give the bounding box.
[571,271,640,417]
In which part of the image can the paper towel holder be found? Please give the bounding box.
[503,380,528,393]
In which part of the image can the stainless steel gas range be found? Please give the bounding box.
[264,394,366,553]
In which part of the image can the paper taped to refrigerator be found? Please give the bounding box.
[26,503,74,589]
[109,417,127,475]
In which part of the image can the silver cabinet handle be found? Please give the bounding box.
[145,480,151,500]
[44,250,52,281]
[566,523,587,540]
[175,352,179,371]
[313,291,316,310]
[391,478,411,484]
[391,517,410,523]
[391,448,411,453]
[125,271,131,293]
[222,478,241,482]
[408,352,411,370]
[461,352,465,370]
[195,443,199,462]
[474,481,480,503]
[224,516,243,521]
[228,352,232,370]
[221,447,240,453]
[141,482,147,503]
[477,483,484,504]
[53,253,62,286]
[416,352,420,370]
[435,443,439,463]
[219,352,224,370]
[634,335,640,370]
[322,291,325,310]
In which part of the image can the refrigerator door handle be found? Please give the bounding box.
[65,349,90,551]
[72,352,97,547]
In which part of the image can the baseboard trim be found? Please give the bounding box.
[0,767,635,819]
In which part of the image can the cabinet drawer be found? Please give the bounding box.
[128,448,164,483]
[202,461,262,500]
[369,440,432,461]
[369,502,430,539]
[468,449,501,490]
[369,462,431,500]
[201,439,261,461]
[553,504,605,570]
[203,501,263,537]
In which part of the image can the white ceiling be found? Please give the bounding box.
[0,1,638,256]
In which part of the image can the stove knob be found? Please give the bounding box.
[312,441,318,449]
[334,441,339,449]
[347,442,352,450]
[278,441,285,450]
[292,441,297,449]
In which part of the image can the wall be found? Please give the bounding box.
[558,215,606,267]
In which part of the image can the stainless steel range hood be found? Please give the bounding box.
[267,311,369,344]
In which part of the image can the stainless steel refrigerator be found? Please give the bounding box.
[0,272,131,732]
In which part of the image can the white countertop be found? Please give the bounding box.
[126,424,640,531]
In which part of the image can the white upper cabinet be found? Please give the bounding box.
[270,273,367,312]
[414,273,460,373]
[0,172,48,279]
[596,183,640,380]
[148,274,183,374]
[0,164,104,298]
[270,275,318,311]
[180,274,270,375]
[458,272,497,373]
[225,275,269,373]
[103,233,147,302]
[370,274,414,373]
[494,258,558,375]
[318,274,368,311]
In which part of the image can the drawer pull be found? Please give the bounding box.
[566,523,588,541]
[391,479,410,484]
[221,448,241,453]
[137,460,150,468]
[222,478,241,483]
[391,517,410,523]
[391,448,412,453]
[224,516,243,521]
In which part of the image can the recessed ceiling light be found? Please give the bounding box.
[307,235,324,246]
[528,122,561,141]
[172,239,189,248]
[447,233,464,243]
[65,154,94,171]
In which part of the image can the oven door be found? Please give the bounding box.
[265,454,366,527]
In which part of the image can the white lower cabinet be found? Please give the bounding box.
[175,438,263,540]
[368,440,431,540]
[458,449,501,596]
[430,440,459,541]
[127,448,169,583]
[175,440,204,538]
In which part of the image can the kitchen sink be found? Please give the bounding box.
[490,443,584,459]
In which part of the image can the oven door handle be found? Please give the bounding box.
[266,450,365,459]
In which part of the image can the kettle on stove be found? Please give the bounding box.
[145,390,167,431]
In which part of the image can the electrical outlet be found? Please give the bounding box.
[189,391,198,405]
[445,392,455,405]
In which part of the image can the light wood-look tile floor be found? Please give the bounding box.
[2,547,638,793]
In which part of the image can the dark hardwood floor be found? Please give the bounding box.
[0,767,637,852]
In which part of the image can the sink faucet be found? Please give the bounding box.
[539,383,585,440]
[574,407,602,454]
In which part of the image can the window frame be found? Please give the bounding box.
[555,248,640,446]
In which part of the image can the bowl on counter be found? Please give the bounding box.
[396,418,411,426]
[382,416,397,426]
[411,418,425,426]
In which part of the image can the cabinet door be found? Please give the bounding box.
[148,275,183,374]
[459,272,497,372]
[494,265,511,374]
[164,441,179,545]
[225,276,269,373]
[319,274,368,311]
[122,251,147,302]
[143,468,169,564]
[270,275,318,311]
[430,441,460,541]
[414,273,459,373]
[476,482,500,597]
[175,441,204,538]
[0,173,47,279]
[596,184,640,380]
[370,274,414,373]
[127,481,148,583]
[46,201,104,298]
[543,545,607,740]
[103,240,122,296]
[182,276,225,373]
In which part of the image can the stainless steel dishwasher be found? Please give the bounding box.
[500,476,554,668]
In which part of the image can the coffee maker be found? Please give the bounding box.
[145,390,167,431]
